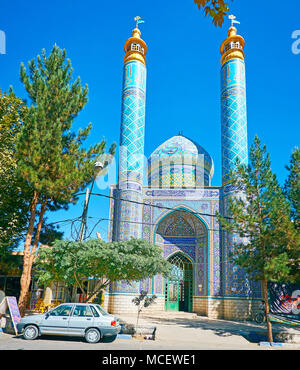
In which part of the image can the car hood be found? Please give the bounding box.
[21,314,45,322]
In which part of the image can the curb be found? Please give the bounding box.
[259,342,284,347]
[117,334,132,340]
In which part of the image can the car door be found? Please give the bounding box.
[39,304,73,335]
[68,304,94,336]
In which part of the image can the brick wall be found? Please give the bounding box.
[100,293,262,321]
[104,293,165,315]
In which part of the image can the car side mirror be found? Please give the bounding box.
[45,312,50,319]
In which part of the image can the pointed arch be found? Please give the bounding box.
[152,205,211,299]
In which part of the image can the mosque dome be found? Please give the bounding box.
[147,134,214,188]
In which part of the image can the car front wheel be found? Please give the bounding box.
[85,328,101,343]
[23,325,39,340]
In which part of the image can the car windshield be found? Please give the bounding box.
[95,304,109,315]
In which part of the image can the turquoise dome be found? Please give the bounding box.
[147,135,214,187]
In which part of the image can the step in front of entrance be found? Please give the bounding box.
[144,311,198,320]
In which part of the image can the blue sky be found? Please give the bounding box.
[1,0,299,242]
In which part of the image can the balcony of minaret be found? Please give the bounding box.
[224,41,243,52]
[126,42,145,54]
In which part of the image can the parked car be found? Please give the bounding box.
[17,303,120,343]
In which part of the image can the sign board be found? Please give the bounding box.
[268,282,300,321]
[0,296,21,335]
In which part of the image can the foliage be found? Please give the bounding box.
[17,45,115,205]
[33,218,64,246]
[132,290,157,309]
[34,238,172,302]
[132,290,157,332]
[15,44,115,315]
[0,90,32,255]
[218,136,299,283]
[194,0,231,27]
[284,147,300,230]
[217,136,300,341]
[0,254,23,276]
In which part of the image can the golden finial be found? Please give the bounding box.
[123,17,147,65]
[134,16,145,29]
[228,14,240,28]
[220,15,245,66]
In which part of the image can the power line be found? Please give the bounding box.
[49,190,233,240]
[47,215,221,240]
[87,216,221,235]
[75,191,233,220]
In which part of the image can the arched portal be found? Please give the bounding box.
[154,208,208,312]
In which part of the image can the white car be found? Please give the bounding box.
[17,303,120,343]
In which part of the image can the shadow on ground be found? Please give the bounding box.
[11,334,116,344]
[137,314,296,344]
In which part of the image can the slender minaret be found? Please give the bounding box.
[116,18,147,241]
[220,19,249,298]
[220,21,248,184]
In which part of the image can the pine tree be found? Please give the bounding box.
[15,45,115,316]
[218,136,298,342]
[284,147,300,229]
[283,147,300,282]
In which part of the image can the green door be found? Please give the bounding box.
[165,253,193,312]
[165,279,179,311]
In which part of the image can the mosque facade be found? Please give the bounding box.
[105,21,262,320]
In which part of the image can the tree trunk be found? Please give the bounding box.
[85,278,109,302]
[30,200,47,265]
[18,195,49,317]
[18,191,39,316]
[262,278,273,343]
[24,200,47,306]
[136,308,141,334]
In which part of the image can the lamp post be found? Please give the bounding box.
[79,161,104,241]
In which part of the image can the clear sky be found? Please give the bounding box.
[1,0,299,242]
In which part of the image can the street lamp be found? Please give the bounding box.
[79,161,104,241]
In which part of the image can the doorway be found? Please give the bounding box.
[165,253,193,312]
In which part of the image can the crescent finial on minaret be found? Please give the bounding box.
[134,16,145,29]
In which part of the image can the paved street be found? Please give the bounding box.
[1,312,299,350]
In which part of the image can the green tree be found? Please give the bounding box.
[0,90,32,258]
[218,136,299,342]
[284,147,300,230]
[34,239,171,303]
[15,45,115,316]
[283,147,300,282]
[132,290,157,335]
[194,0,231,27]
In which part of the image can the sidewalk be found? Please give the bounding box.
[117,311,300,348]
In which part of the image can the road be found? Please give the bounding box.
[1,312,300,350]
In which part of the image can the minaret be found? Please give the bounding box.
[116,19,147,241]
[220,23,248,185]
[220,20,250,298]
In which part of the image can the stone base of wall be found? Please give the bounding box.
[104,293,165,315]
[104,294,262,321]
[208,298,225,319]
[222,298,262,321]
[193,297,224,319]
[193,297,262,320]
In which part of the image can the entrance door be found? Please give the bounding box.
[165,279,179,311]
[165,254,193,312]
